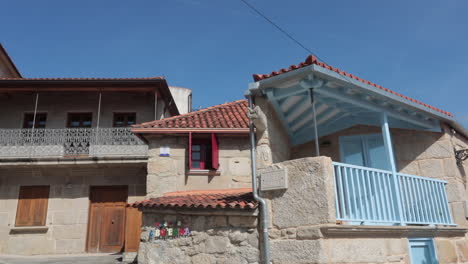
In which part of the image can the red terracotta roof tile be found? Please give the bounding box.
[253,55,453,118]
[130,188,257,210]
[134,99,249,129]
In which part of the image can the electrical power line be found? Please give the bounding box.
[238,0,327,62]
[238,0,355,85]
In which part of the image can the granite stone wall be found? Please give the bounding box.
[145,135,252,198]
[138,210,259,264]
[0,164,146,255]
[253,97,291,170]
[290,124,468,227]
[262,157,468,264]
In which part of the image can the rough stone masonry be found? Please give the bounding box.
[138,210,260,264]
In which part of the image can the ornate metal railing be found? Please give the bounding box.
[0,128,147,158]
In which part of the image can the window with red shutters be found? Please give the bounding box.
[189,133,219,170]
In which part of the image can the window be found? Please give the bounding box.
[339,134,391,170]
[15,186,50,227]
[67,113,92,128]
[23,113,47,128]
[189,133,219,170]
[113,113,136,127]
[408,238,438,264]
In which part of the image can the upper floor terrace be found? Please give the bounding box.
[0,77,180,163]
[248,55,468,228]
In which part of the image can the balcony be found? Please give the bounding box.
[0,127,147,159]
[333,162,454,226]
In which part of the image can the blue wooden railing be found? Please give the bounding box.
[333,162,454,226]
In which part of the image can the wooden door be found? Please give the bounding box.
[86,186,128,253]
[124,207,142,252]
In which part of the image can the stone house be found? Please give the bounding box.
[130,100,259,263]
[0,44,191,255]
[134,55,468,264]
[247,55,468,264]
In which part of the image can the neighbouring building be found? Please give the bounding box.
[134,55,468,264]
[0,44,21,78]
[169,86,192,115]
[0,44,191,255]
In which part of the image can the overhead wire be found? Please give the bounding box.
[238,0,356,85]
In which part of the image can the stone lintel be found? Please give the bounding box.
[140,208,258,217]
[321,224,468,238]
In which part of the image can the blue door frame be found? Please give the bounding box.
[408,238,438,264]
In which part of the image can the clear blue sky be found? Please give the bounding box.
[2,0,467,127]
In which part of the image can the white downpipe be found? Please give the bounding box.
[29,92,39,157]
[154,92,158,120]
[94,91,102,156]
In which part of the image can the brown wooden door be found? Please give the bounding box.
[86,186,128,253]
[124,207,142,252]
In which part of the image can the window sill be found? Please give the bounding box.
[188,169,221,176]
[10,226,49,234]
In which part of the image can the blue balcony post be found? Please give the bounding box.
[381,112,406,225]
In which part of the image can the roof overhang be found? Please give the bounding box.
[132,128,250,134]
[0,78,180,116]
[247,64,468,145]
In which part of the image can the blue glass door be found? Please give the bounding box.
[409,238,438,264]
[340,134,391,170]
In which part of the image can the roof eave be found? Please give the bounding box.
[132,128,250,134]
[248,64,468,137]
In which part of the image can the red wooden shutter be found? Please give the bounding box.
[188,132,192,169]
[211,133,219,170]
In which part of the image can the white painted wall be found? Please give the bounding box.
[169,86,192,114]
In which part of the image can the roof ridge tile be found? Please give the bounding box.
[252,55,453,118]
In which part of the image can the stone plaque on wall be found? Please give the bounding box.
[260,166,288,191]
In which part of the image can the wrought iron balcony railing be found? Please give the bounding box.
[0,127,147,158]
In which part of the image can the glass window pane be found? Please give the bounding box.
[192,152,201,160]
[71,121,80,127]
[367,135,391,170]
[127,115,136,124]
[192,145,200,151]
[192,161,200,169]
[341,137,365,166]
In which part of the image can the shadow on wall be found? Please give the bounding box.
[290,125,462,179]
[0,164,147,200]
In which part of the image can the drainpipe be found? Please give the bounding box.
[247,95,271,264]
